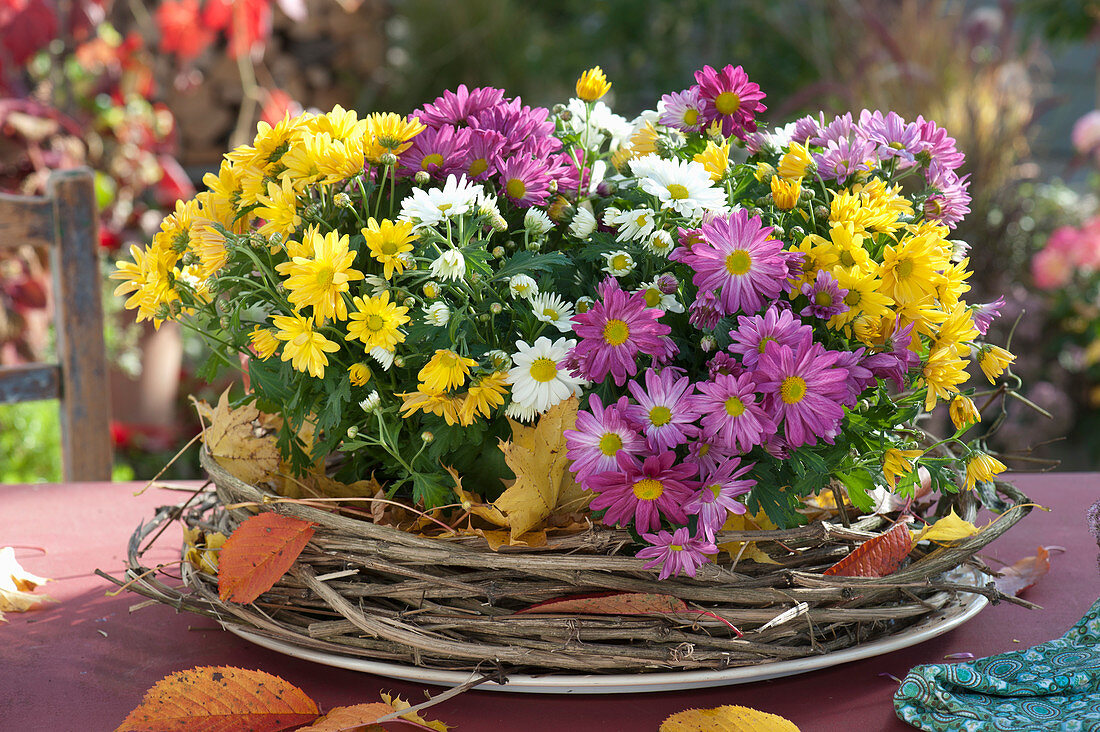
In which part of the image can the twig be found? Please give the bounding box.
[372,670,496,724]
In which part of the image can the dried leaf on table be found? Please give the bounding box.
[197,388,281,487]
[494,397,582,540]
[717,511,780,565]
[296,702,443,731]
[824,521,913,577]
[115,666,320,732]
[380,692,451,731]
[516,591,690,616]
[0,546,55,620]
[218,513,316,604]
[910,509,982,545]
[993,545,1057,597]
[660,704,801,731]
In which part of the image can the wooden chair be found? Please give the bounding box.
[0,168,112,481]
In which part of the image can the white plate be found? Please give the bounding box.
[224,567,988,694]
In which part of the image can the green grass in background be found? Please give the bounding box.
[0,401,62,483]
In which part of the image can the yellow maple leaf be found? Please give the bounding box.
[183,528,228,574]
[0,546,55,620]
[197,389,281,487]
[494,398,581,540]
[910,508,982,545]
[717,511,780,565]
[661,705,801,731]
[445,466,508,528]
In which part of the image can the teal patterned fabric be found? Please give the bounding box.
[895,598,1100,731]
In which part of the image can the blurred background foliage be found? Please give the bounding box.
[2,0,1100,480]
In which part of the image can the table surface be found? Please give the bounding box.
[1,473,1097,732]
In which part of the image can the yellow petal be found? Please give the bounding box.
[910,508,982,544]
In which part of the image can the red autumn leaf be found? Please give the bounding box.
[115,666,320,731]
[516,591,690,615]
[219,513,315,603]
[824,522,912,577]
[297,703,442,731]
[993,546,1055,597]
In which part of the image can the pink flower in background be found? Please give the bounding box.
[692,64,767,140]
[1072,110,1100,158]
[637,527,717,580]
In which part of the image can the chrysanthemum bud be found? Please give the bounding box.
[346,425,359,439]
[700,335,717,352]
[657,273,678,295]
[814,205,830,219]
[491,246,505,258]
[393,355,406,368]
[333,192,352,208]
[490,302,503,315]
[558,109,573,122]
[380,152,398,166]
[414,170,431,186]
[421,431,434,443]
[403,297,416,309]
[422,281,439,299]
[525,238,542,251]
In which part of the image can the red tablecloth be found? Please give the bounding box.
[1,474,1097,731]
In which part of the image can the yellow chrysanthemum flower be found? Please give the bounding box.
[936,258,973,310]
[576,66,611,102]
[965,452,1007,490]
[771,175,802,211]
[879,233,948,305]
[815,223,872,274]
[629,122,658,157]
[274,229,364,324]
[777,142,813,180]
[361,218,417,279]
[950,394,981,431]
[921,347,969,412]
[977,344,1015,383]
[693,141,730,181]
[202,162,244,216]
[348,362,372,386]
[610,144,635,174]
[346,291,410,352]
[307,104,367,144]
[418,349,477,393]
[460,371,509,424]
[894,296,947,347]
[829,268,894,336]
[397,386,462,426]
[190,218,228,278]
[933,303,979,357]
[754,162,776,183]
[272,311,340,379]
[883,448,923,489]
[363,112,426,164]
[787,236,823,290]
[229,113,308,170]
[249,326,280,360]
[255,177,302,240]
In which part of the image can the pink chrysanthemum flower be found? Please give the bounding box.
[497,155,553,208]
[571,277,671,386]
[565,394,645,484]
[861,319,918,390]
[686,457,756,538]
[686,435,736,475]
[971,296,1005,336]
[858,109,921,167]
[692,64,767,140]
[586,451,697,534]
[800,269,849,319]
[810,112,853,147]
[915,115,966,172]
[728,305,813,369]
[637,526,717,580]
[659,88,705,133]
[813,137,875,182]
[692,372,773,454]
[679,209,788,317]
[470,98,558,158]
[415,84,506,129]
[834,348,875,407]
[923,171,971,229]
[791,113,822,144]
[688,289,724,331]
[463,129,505,181]
[624,369,700,453]
[397,125,470,180]
[707,351,744,380]
[755,341,849,448]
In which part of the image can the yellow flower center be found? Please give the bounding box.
[714,91,741,115]
[757,336,776,354]
[611,254,631,270]
[506,178,527,199]
[644,288,662,307]
[725,250,751,276]
[708,483,722,498]
[315,265,334,288]
[380,240,399,255]
[683,109,699,126]
[542,307,560,320]
[603,319,630,346]
[896,258,914,278]
[724,396,745,416]
[437,350,460,368]
[844,290,861,307]
[669,544,683,551]
[529,356,558,383]
[666,183,690,200]
[421,153,444,169]
[780,375,808,404]
[648,405,672,426]
[698,443,710,457]
[815,291,833,306]
[632,478,665,501]
[365,314,385,332]
[468,158,488,177]
[598,432,623,456]
[636,214,649,227]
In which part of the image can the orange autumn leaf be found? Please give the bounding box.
[219,513,316,603]
[823,522,912,577]
[993,545,1056,597]
[115,666,320,732]
[660,704,801,731]
[516,591,690,616]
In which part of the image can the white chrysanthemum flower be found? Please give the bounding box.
[528,291,575,333]
[359,390,381,412]
[506,336,585,413]
[505,400,539,423]
[508,274,538,299]
[602,206,622,227]
[644,229,675,257]
[363,274,390,296]
[603,250,635,277]
[524,208,554,235]
[631,154,726,217]
[637,279,684,313]
[429,249,466,281]
[569,206,597,239]
[368,347,394,370]
[575,296,593,314]
[478,190,500,218]
[398,174,484,229]
[563,98,634,150]
[612,207,656,242]
[424,301,450,326]
[486,349,511,369]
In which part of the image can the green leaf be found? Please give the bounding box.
[490,251,570,282]
[837,469,876,512]
[412,472,452,508]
